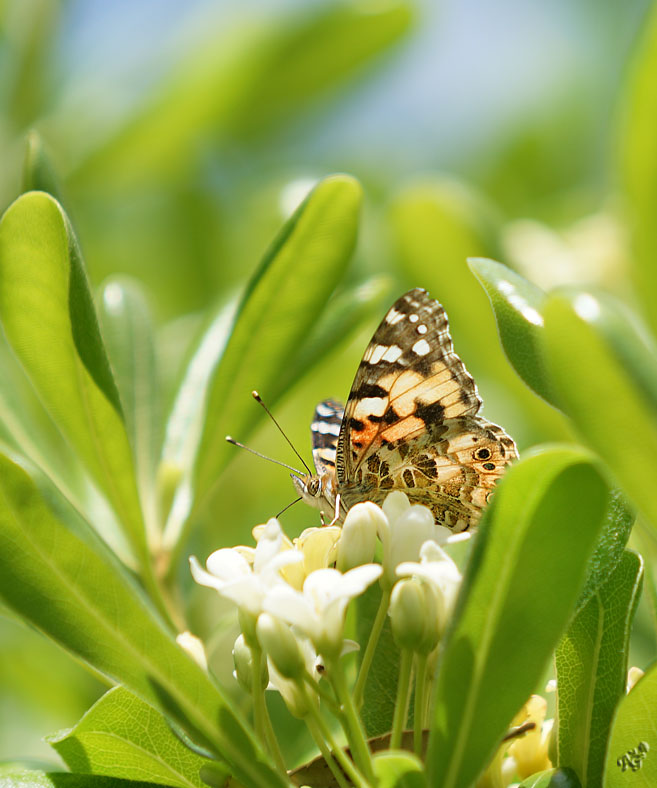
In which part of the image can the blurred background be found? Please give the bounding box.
[1,0,654,763]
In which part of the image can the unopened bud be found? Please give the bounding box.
[257,613,305,679]
[390,579,427,651]
[233,634,268,692]
[176,631,208,670]
[337,503,381,571]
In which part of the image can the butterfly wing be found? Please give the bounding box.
[310,399,344,476]
[335,288,517,531]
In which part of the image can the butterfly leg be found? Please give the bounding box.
[326,493,342,527]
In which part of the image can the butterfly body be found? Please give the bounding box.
[292,289,517,532]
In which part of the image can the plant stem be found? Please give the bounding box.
[328,660,376,783]
[305,715,353,788]
[251,646,287,775]
[353,587,391,709]
[414,654,428,756]
[390,648,413,749]
[303,670,342,715]
[307,703,370,788]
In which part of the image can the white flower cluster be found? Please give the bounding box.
[188,491,465,718]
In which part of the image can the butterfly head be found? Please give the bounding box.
[290,471,336,517]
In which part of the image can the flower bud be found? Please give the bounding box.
[337,503,381,571]
[176,631,208,670]
[256,613,305,679]
[238,608,259,648]
[233,634,268,692]
[390,579,427,651]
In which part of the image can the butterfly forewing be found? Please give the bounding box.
[330,288,517,531]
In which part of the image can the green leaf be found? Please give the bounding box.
[0,767,177,788]
[469,257,555,405]
[0,453,286,788]
[518,768,581,788]
[427,447,610,788]
[22,131,65,204]
[619,2,657,337]
[604,661,657,787]
[71,2,413,188]
[98,278,162,541]
[372,751,426,788]
[389,182,569,441]
[555,551,643,788]
[49,686,221,788]
[577,490,635,611]
[193,174,361,509]
[543,290,657,531]
[0,192,147,567]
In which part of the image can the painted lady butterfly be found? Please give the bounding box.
[291,288,518,531]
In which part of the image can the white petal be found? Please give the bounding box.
[264,587,319,638]
[190,556,227,591]
[382,490,411,523]
[206,548,251,580]
[337,564,383,599]
[254,519,284,571]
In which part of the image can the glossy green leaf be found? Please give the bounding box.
[193,174,361,509]
[98,278,162,541]
[543,291,657,530]
[604,661,657,787]
[0,453,286,788]
[619,2,657,337]
[71,2,413,188]
[555,551,643,788]
[427,447,610,788]
[518,768,581,788]
[22,131,65,204]
[0,192,147,567]
[0,768,176,788]
[49,686,220,788]
[372,751,426,788]
[469,257,555,405]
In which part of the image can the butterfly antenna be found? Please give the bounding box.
[251,390,312,475]
[275,497,302,518]
[225,436,303,475]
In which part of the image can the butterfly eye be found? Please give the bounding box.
[307,478,320,496]
[475,448,491,460]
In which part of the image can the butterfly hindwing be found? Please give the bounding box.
[311,399,344,476]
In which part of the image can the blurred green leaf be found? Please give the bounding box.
[372,751,426,788]
[555,551,643,788]
[389,180,569,443]
[427,447,610,788]
[469,257,555,405]
[0,453,285,788]
[71,2,414,189]
[603,661,657,786]
[22,131,65,204]
[0,192,148,567]
[98,278,162,542]
[49,686,220,788]
[542,291,657,531]
[193,174,361,510]
[518,768,581,788]
[619,2,657,337]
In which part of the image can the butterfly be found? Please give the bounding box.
[291,288,518,532]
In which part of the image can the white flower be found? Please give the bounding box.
[176,631,208,670]
[379,491,446,587]
[396,539,463,625]
[264,564,383,659]
[190,518,302,618]
[337,502,381,571]
[266,634,320,719]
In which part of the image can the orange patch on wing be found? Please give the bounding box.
[380,415,425,443]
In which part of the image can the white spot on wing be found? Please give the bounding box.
[316,403,336,417]
[409,313,419,323]
[417,324,427,334]
[382,345,403,363]
[368,344,387,364]
[412,339,431,356]
[386,308,406,325]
